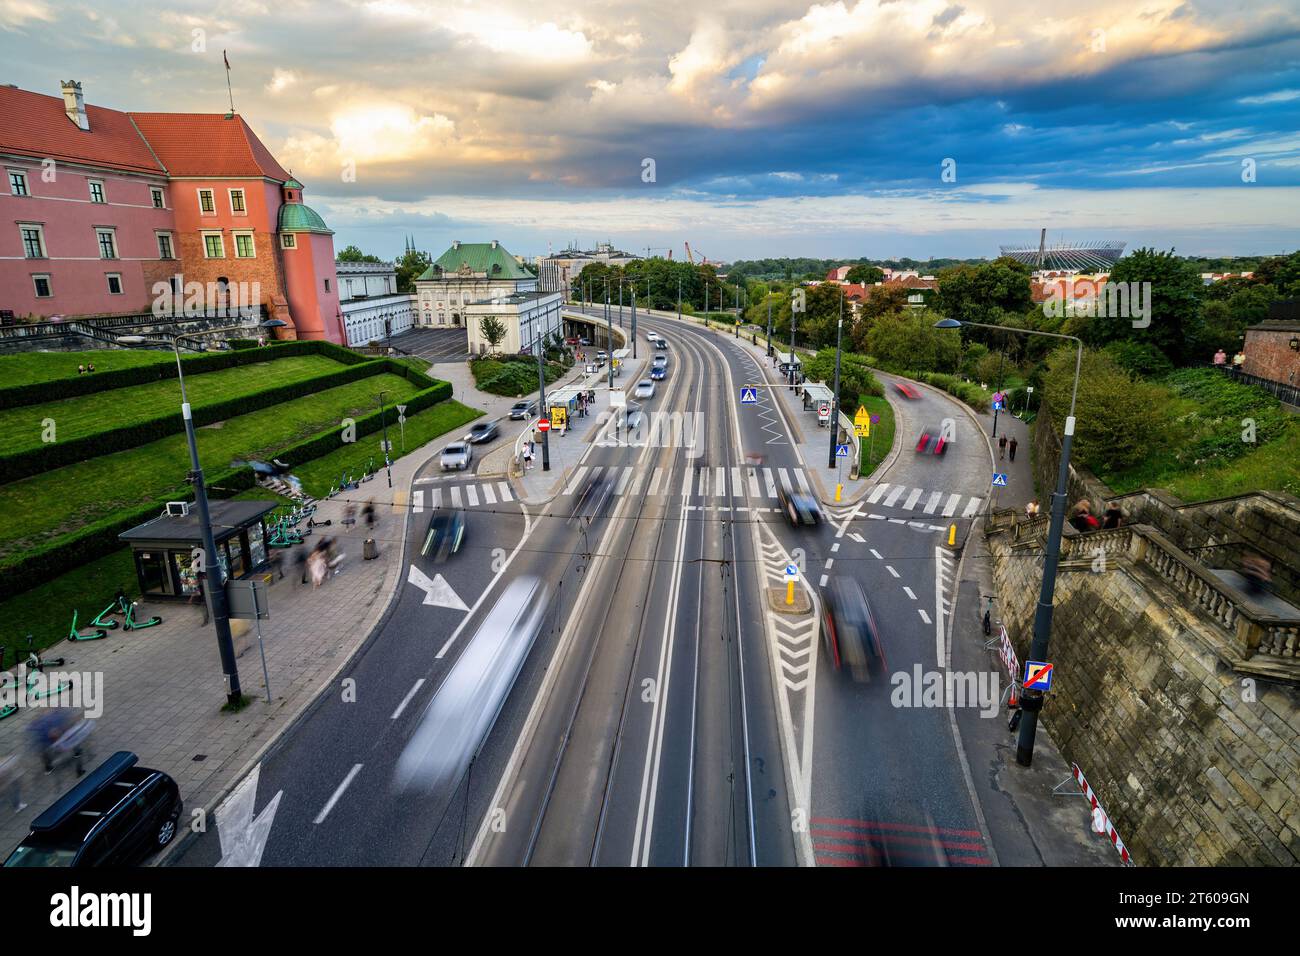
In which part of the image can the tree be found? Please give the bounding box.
[845,264,884,285]
[479,315,507,353]
[337,244,382,263]
[934,257,1033,327]
[865,309,962,373]
[1087,247,1205,366]
[395,248,432,294]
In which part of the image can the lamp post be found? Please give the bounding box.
[377,389,393,488]
[119,323,276,707]
[766,298,774,357]
[535,328,551,472]
[606,283,614,392]
[631,289,638,359]
[828,289,845,468]
[991,333,1006,439]
[935,318,1083,767]
[677,276,682,321]
[789,303,798,390]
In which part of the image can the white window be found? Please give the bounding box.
[202,232,224,258]
[19,223,46,258]
[229,188,246,214]
[281,233,296,249]
[233,231,255,258]
[150,187,165,209]
[88,180,105,203]
[9,170,29,197]
[156,232,174,259]
[106,273,123,295]
[198,189,215,214]
[32,274,52,298]
[95,228,118,259]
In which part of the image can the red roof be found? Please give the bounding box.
[0,85,164,175]
[128,112,292,180]
[885,276,937,291]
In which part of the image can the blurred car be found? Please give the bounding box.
[894,382,920,399]
[650,366,666,381]
[5,752,182,868]
[421,510,465,562]
[819,576,885,682]
[441,441,472,471]
[597,349,608,362]
[651,354,668,368]
[634,380,656,399]
[915,427,949,455]
[509,400,537,420]
[777,479,822,527]
[620,402,645,434]
[654,336,668,350]
[569,470,616,524]
[467,421,500,444]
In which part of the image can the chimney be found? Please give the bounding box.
[452,240,460,250]
[491,239,498,249]
[61,80,89,131]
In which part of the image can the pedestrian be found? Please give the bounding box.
[998,434,1007,459]
[342,503,357,532]
[77,364,86,375]
[523,442,534,470]
[1102,501,1124,529]
[1008,436,1018,462]
[295,545,310,584]
[0,751,27,813]
[1069,499,1099,533]
[1233,351,1245,369]
[362,500,376,532]
[1213,348,1227,367]
[307,548,327,587]
[87,362,94,373]
[1025,500,1040,519]
[1240,553,1273,594]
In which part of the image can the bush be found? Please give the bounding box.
[804,350,882,406]
[1103,340,1174,379]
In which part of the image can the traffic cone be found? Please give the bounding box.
[1007,680,1019,709]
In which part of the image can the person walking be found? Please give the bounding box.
[1008,436,1018,462]
[307,545,327,587]
[1025,500,1040,519]
[1069,500,1100,533]
[998,433,1008,460]
[362,500,376,533]
[1102,501,1124,529]
[0,750,27,813]
[295,545,310,584]
[1213,348,1227,367]
[342,503,357,533]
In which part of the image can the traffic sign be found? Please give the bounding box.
[992,472,1008,487]
[818,402,831,422]
[1024,660,1054,691]
[854,405,869,426]
[992,400,1003,410]
[537,419,551,432]
[870,414,880,424]
[836,443,850,458]
[784,563,799,582]
[740,387,758,405]
[855,425,869,438]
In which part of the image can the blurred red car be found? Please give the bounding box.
[894,382,920,399]
[915,428,949,455]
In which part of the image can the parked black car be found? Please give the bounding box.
[4,752,182,867]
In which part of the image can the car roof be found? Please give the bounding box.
[26,752,169,847]
[29,751,139,833]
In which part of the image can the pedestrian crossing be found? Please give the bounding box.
[412,481,514,513]
[864,482,981,519]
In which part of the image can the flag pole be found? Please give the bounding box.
[223,50,235,118]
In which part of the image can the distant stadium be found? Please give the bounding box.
[1000,231,1126,271]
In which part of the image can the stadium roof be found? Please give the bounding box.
[1000,239,1126,272]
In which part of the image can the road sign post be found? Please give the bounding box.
[226,579,271,703]
[784,562,798,605]
[396,403,407,452]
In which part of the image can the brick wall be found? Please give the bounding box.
[989,521,1300,865]
[1243,328,1300,386]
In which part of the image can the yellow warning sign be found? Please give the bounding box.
[550,405,568,431]
[856,423,869,437]
[854,405,870,426]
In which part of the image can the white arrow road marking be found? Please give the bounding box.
[407,565,469,611]
[216,762,282,868]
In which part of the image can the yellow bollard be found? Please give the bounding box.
[786,580,795,605]
[948,524,957,547]
[835,483,843,502]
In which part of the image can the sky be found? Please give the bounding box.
[3,0,1300,263]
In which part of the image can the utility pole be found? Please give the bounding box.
[734,283,739,337]
[618,281,623,328]
[766,299,774,357]
[606,283,614,392]
[631,290,638,359]
[992,333,1006,438]
[789,308,798,390]
[828,292,844,468]
[378,389,393,488]
[677,276,682,321]
[535,329,550,472]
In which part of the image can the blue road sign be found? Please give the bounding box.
[836,443,850,458]
[740,387,758,405]
[992,472,1008,487]
[784,563,799,580]
[992,400,1004,410]
[1024,660,1054,691]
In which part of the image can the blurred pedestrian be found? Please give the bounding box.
[1008,436,1018,462]
[1102,501,1124,529]
[1241,554,1273,594]
[362,500,376,532]
[0,750,27,812]
[998,434,1008,460]
[268,548,284,581]
[1213,348,1227,367]
[1025,500,1040,519]
[307,547,327,587]
[342,503,357,532]
[295,545,310,584]
[87,362,95,373]
[1069,500,1100,533]
[77,364,86,375]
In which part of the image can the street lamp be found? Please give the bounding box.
[827,289,844,468]
[377,390,393,488]
[766,298,774,357]
[934,317,1083,767]
[534,328,551,472]
[119,321,280,707]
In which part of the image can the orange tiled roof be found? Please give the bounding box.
[127,112,292,181]
[0,85,164,175]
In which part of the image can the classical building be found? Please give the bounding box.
[336,258,415,347]
[534,242,641,294]
[0,80,346,342]
[464,290,564,355]
[413,240,536,327]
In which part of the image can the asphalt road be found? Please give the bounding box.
[173,306,1000,868]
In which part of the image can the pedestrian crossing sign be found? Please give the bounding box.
[836,443,850,458]
[740,387,758,405]
[992,473,1008,487]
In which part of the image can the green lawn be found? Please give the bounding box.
[857,394,895,478]
[0,372,424,559]
[0,355,346,454]
[1,399,481,655]
[0,348,180,387]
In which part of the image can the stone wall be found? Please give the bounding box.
[1030,398,1115,511]
[0,314,263,353]
[988,515,1300,866]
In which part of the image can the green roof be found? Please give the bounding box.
[278,202,333,235]
[284,178,304,189]
[417,242,532,281]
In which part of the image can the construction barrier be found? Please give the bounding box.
[1070,763,1133,865]
[995,623,1020,708]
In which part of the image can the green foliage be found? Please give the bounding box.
[1085,247,1205,366]
[934,257,1033,326]
[865,309,962,374]
[845,264,884,285]
[803,350,883,406]
[1040,346,1171,473]
[337,244,383,263]
[471,355,561,396]
[396,248,432,294]
[1102,340,1174,379]
[973,352,1007,388]
[479,315,508,351]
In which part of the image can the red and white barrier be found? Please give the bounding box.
[997,624,1020,706]
[1071,763,1132,865]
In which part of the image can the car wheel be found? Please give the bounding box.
[157,813,178,847]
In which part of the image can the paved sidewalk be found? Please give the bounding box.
[0,413,477,860]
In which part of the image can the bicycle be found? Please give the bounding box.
[67,609,108,643]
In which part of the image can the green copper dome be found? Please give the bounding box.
[278,202,333,235]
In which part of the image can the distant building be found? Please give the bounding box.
[465,290,564,355]
[1242,300,1300,395]
[336,259,415,347]
[0,81,345,342]
[825,265,852,283]
[536,242,641,294]
[414,240,536,328]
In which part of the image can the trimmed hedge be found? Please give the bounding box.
[0,340,369,409]
[0,358,390,484]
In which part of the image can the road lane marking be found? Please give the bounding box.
[497,482,512,502]
[904,586,916,600]
[683,467,694,496]
[778,467,791,490]
[819,574,828,586]
[564,466,590,496]
[924,491,942,514]
[732,467,743,498]
[314,763,363,825]
[870,549,883,559]
[942,493,960,517]
[962,496,982,518]
[413,489,424,514]
[903,487,923,510]
[849,533,865,543]
[482,483,497,505]
[886,565,900,578]
[748,468,761,497]
[466,485,479,507]
[831,543,840,553]
[450,486,463,509]
[918,609,932,624]
[934,545,950,664]
[431,488,442,510]
[391,679,426,719]
[763,468,777,498]
[867,484,888,504]
[629,470,645,496]
[715,466,726,497]
[795,469,812,495]
[825,558,834,569]
[648,466,663,495]
[616,467,633,495]
[884,486,905,507]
